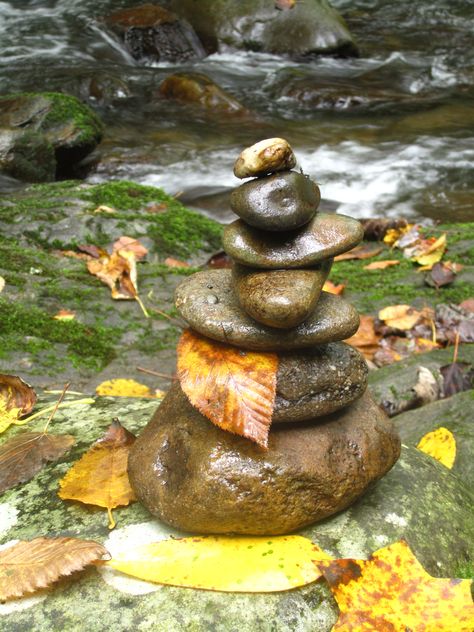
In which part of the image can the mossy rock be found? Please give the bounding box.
[0,93,103,179]
[0,129,56,182]
[0,393,472,631]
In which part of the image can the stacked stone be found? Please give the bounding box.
[128,138,401,536]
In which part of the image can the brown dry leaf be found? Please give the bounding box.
[460,298,474,313]
[177,330,278,448]
[112,236,148,260]
[0,374,37,434]
[334,244,383,261]
[55,250,93,261]
[378,304,423,330]
[364,259,400,270]
[424,261,457,288]
[58,419,136,529]
[322,280,345,295]
[53,309,76,321]
[164,257,190,268]
[317,539,474,631]
[0,537,109,601]
[441,362,474,397]
[345,315,381,360]
[0,432,75,494]
[206,251,233,269]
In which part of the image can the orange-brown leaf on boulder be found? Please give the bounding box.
[177,330,278,448]
[322,280,345,295]
[345,315,381,361]
[0,374,37,434]
[112,236,148,260]
[334,244,383,261]
[364,259,400,270]
[58,419,136,529]
[0,431,75,494]
[317,539,474,632]
[0,537,109,601]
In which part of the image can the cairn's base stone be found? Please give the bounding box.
[128,384,400,535]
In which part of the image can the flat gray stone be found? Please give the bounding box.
[274,342,368,422]
[129,384,400,535]
[230,171,320,231]
[223,212,364,268]
[233,261,332,329]
[175,269,359,350]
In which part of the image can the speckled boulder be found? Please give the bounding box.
[274,342,368,422]
[128,383,400,535]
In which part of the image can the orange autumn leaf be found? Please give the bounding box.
[112,236,148,260]
[164,256,190,268]
[345,315,381,360]
[364,260,400,270]
[0,537,109,601]
[53,309,76,321]
[317,539,474,632]
[177,330,278,448]
[58,419,136,529]
[322,280,345,295]
[334,244,383,261]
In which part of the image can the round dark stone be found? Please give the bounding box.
[233,261,332,329]
[230,171,320,231]
[274,342,368,422]
[128,383,401,535]
[223,212,364,269]
[175,269,359,350]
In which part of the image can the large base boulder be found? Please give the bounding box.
[128,383,400,535]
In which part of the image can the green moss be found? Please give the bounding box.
[78,181,173,211]
[455,561,474,580]
[0,298,118,370]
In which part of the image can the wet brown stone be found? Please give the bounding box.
[223,212,364,269]
[159,73,245,113]
[175,269,359,350]
[128,383,401,535]
[230,171,320,231]
[274,342,368,422]
[233,261,332,329]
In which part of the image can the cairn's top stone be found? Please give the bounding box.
[233,137,296,179]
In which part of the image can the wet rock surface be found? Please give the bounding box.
[233,137,296,179]
[274,342,368,422]
[0,129,55,183]
[128,383,400,535]
[230,171,320,231]
[223,213,364,269]
[159,73,245,113]
[233,261,332,329]
[175,269,359,350]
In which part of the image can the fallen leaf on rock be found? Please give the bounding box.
[106,535,330,592]
[95,379,163,399]
[409,233,447,268]
[435,303,474,344]
[412,366,441,406]
[112,236,148,260]
[58,419,136,529]
[164,257,190,268]
[0,374,37,434]
[440,362,474,397]
[93,205,116,214]
[345,315,381,361]
[322,280,345,295]
[177,330,278,448]
[424,261,456,287]
[378,304,424,330]
[383,223,415,246]
[0,432,75,494]
[55,249,93,261]
[53,309,76,321]
[417,427,456,469]
[0,537,109,601]
[363,259,400,270]
[206,251,233,269]
[334,244,383,261]
[317,539,474,631]
[360,218,409,241]
[0,276,4,293]
[78,244,105,258]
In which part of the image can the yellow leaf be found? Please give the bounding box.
[317,539,474,631]
[96,379,160,398]
[383,223,415,246]
[378,304,422,330]
[0,537,108,601]
[106,535,331,592]
[58,420,136,529]
[177,330,278,448]
[416,427,456,469]
[411,233,447,268]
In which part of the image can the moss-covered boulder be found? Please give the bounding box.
[0,394,472,631]
[165,0,358,58]
[0,93,103,180]
[0,129,56,182]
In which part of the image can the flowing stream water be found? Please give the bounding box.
[1,0,474,222]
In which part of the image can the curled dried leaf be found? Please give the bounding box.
[0,374,37,434]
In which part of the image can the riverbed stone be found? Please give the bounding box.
[233,261,332,329]
[0,129,56,182]
[230,171,320,231]
[274,342,368,422]
[233,138,296,179]
[128,383,400,535]
[159,72,245,114]
[175,270,359,350]
[223,213,364,269]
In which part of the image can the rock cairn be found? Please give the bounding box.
[129,138,401,536]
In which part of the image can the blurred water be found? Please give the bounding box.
[1,0,473,221]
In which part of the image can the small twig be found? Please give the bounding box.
[137,366,176,381]
[452,330,460,364]
[43,382,70,433]
[150,307,186,329]
[44,389,84,396]
[135,294,150,318]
